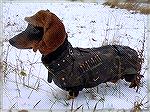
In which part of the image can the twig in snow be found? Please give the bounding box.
[10,102,17,110]
[73,104,83,112]
[93,99,102,112]
[33,100,41,109]
[131,95,149,112]
[71,98,74,112]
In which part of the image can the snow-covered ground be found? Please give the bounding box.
[2,1,149,111]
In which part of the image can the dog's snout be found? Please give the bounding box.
[9,38,16,45]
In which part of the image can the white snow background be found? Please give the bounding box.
[2,1,149,111]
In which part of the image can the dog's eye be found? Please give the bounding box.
[26,24,40,33]
[25,24,44,41]
[30,28,40,34]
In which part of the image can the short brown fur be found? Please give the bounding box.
[25,10,66,55]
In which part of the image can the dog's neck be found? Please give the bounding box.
[41,37,71,65]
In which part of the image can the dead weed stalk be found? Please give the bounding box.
[103,0,150,14]
[131,95,149,112]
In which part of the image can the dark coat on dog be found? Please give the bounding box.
[9,10,142,98]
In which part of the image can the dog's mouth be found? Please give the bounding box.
[9,24,44,49]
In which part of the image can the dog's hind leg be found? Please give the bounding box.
[129,74,143,92]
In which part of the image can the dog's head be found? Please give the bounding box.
[9,10,66,55]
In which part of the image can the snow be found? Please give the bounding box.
[2,1,148,111]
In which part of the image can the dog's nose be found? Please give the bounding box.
[9,38,16,45]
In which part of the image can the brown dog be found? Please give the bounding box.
[9,10,143,98]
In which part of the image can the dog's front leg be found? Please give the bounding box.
[68,90,79,99]
[47,71,53,83]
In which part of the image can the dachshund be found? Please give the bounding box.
[9,10,143,98]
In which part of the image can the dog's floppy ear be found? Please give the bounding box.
[44,10,52,30]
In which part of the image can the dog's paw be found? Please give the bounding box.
[67,90,79,100]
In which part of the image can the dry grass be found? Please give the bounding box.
[18,110,28,112]
[131,95,149,112]
[103,0,150,14]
